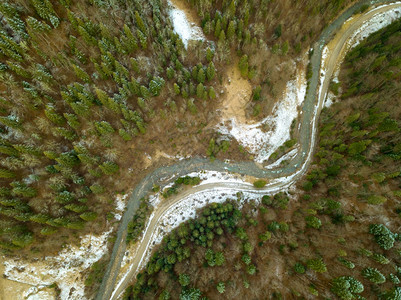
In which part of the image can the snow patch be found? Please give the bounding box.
[217,62,307,164]
[25,286,54,300]
[168,1,205,48]
[348,7,401,48]
[3,229,112,299]
[114,194,128,220]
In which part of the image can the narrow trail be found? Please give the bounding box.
[97,1,401,299]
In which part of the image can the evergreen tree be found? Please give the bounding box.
[174,83,181,95]
[239,55,249,78]
[206,47,214,62]
[227,20,236,41]
[179,274,190,287]
[63,113,80,129]
[196,83,204,99]
[137,29,147,49]
[0,168,16,178]
[26,16,51,33]
[119,129,132,141]
[214,19,221,37]
[45,105,65,125]
[208,87,216,99]
[135,11,147,33]
[80,211,98,221]
[99,161,119,175]
[90,184,105,194]
[216,282,225,294]
[362,267,386,284]
[73,64,91,83]
[29,0,60,28]
[0,116,21,129]
[206,62,216,81]
[197,68,205,83]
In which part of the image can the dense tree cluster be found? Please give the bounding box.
[0,0,222,253]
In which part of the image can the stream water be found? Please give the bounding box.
[96,1,398,299]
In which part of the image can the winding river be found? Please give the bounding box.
[96,1,401,299]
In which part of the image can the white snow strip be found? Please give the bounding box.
[148,171,247,207]
[217,58,307,164]
[188,170,247,185]
[168,1,205,48]
[348,7,401,48]
[114,194,128,221]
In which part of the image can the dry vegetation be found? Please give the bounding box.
[0,0,249,257]
[0,0,362,258]
[125,18,401,300]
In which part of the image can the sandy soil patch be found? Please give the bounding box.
[220,61,253,124]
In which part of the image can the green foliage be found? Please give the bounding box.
[216,281,225,293]
[178,273,190,287]
[179,288,202,300]
[127,198,152,244]
[253,180,267,188]
[305,215,322,229]
[361,267,386,284]
[159,290,171,300]
[80,211,98,221]
[29,0,60,28]
[0,168,16,178]
[383,287,401,300]
[262,193,289,209]
[99,161,119,175]
[11,231,34,248]
[337,257,355,269]
[369,224,396,250]
[238,55,249,77]
[85,259,107,287]
[247,264,257,275]
[294,262,306,274]
[348,140,370,156]
[331,276,364,300]
[367,195,387,205]
[371,253,390,265]
[306,258,327,273]
[90,184,105,194]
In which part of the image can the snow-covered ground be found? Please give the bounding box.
[1,193,130,300]
[3,228,112,299]
[114,194,128,221]
[114,171,278,295]
[217,60,307,164]
[168,0,205,48]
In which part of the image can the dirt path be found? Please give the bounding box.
[97,1,401,300]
